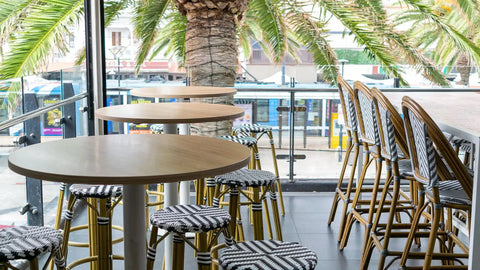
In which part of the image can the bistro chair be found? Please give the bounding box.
[339,81,386,250]
[232,123,285,216]
[400,96,471,269]
[360,87,419,269]
[0,225,65,270]
[146,204,234,270]
[327,76,363,242]
[217,240,317,270]
[60,184,123,270]
[214,168,282,241]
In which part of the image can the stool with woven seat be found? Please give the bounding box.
[0,226,66,270]
[60,184,123,270]
[146,204,234,270]
[218,240,317,270]
[232,123,285,216]
[214,168,282,241]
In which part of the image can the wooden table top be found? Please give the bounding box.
[384,91,480,138]
[95,102,244,124]
[130,86,236,98]
[8,134,250,184]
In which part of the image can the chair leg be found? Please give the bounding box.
[266,130,285,216]
[172,234,185,270]
[269,184,283,241]
[328,138,353,225]
[197,232,212,270]
[399,201,428,267]
[423,206,441,270]
[97,199,112,270]
[251,186,264,240]
[147,227,159,270]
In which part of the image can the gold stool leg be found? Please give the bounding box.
[97,198,112,270]
[251,186,264,240]
[227,188,240,240]
[267,130,285,216]
[156,184,164,211]
[146,227,159,270]
[268,184,283,241]
[197,232,211,270]
[60,195,77,263]
[196,178,205,205]
[54,183,67,230]
[261,186,274,239]
[172,234,185,270]
[29,258,39,270]
[206,179,216,206]
[88,198,98,270]
[236,204,245,241]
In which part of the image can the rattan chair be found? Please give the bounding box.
[328,76,363,242]
[0,226,65,270]
[400,96,471,270]
[232,123,285,216]
[359,87,419,269]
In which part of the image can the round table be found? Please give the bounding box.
[130,85,236,99]
[8,134,250,269]
[95,102,244,269]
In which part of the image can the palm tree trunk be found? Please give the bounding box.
[176,0,248,136]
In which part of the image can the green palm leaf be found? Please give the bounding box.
[133,0,171,73]
[0,0,84,79]
[150,11,186,64]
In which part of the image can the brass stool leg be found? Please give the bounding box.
[172,234,185,270]
[29,258,39,270]
[206,179,216,206]
[88,198,98,270]
[267,130,285,216]
[196,178,206,205]
[268,184,283,240]
[251,186,264,240]
[252,144,262,170]
[197,232,211,270]
[97,198,112,270]
[261,185,274,239]
[226,188,240,240]
[60,195,77,262]
[236,204,245,241]
[145,185,150,231]
[156,184,164,211]
[146,227,159,270]
[54,183,67,230]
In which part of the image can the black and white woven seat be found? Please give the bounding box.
[150,124,164,134]
[215,168,275,187]
[233,123,272,135]
[150,204,230,234]
[425,180,471,206]
[0,226,65,269]
[147,205,233,270]
[218,135,257,148]
[69,184,122,199]
[219,240,317,270]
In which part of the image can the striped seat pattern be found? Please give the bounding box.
[150,124,164,134]
[0,226,63,262]
[426,181,471,206]
[219,240,317,270]
[70,184,122,199]
[218,135,257,147]
[233,124,272,134]
[215,168,275,187]
[150,205,230,233]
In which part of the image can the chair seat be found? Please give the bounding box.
[0,226,62,262]
[426,181,471,206]
[398,159,414,178]
[150,205,230,233]
[218,135,257,147]
[70,184,122,199]
[219,240,317,270]
[233,124,272,134]
[215,168,275,187]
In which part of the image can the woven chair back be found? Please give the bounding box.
[371,87,409,162]
[402,96,472,199]
[337,76,357,132]
[353,81,380,146]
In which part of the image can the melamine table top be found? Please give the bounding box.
[95,102,244,124]
[130,86,236,98]
[8,134,251,185]
[384,91,480,139]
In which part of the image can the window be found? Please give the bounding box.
[252,50,262,60]
[112,31,122,46]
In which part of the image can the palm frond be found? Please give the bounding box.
[0,0,84,79]
[150,11,186,64]
[247,0,288,63]
[285,5,338,83]
[104,0,130,26]
[133,0,171,73]
[0,0,33,45]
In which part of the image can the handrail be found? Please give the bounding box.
[0,92,88,132]
[235,87,480,92]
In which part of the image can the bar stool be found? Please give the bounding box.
[61,184,123,270]
[0,226,65,270]
[146,204,233,270]
[232,124,285,216]
[218,240,317,270]
[214,168,282,241]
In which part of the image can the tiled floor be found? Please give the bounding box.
[58,192,467,269]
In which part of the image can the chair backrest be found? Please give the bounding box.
[337,76,357,133]
[371,87,409,162]
[353,81,380,146]
[402,96,472,199]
